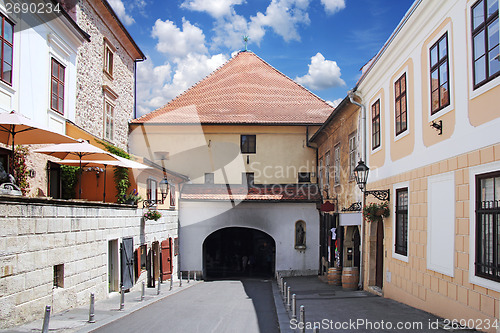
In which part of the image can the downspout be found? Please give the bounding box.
[305,126,319,187]
[348,90,366,290]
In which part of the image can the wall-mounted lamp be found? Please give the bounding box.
[430,120,443,135]
[143,177,170,208]
[354,160,390,201]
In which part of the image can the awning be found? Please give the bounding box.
[339,212,362,226]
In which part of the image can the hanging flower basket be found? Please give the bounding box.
[144,209,162,221]
[363,201,390,223]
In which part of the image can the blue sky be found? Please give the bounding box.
[108,0,415,117]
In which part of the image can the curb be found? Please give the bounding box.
[272,279,294,333]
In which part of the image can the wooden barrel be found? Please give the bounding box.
[342,267,359,290]
[327,267,342,286]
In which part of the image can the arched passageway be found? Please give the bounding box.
[203,227,275,279]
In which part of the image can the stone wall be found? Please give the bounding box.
[0,197,178,328]
[73,0,135,150]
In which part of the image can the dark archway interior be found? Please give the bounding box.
[203,227,275,279]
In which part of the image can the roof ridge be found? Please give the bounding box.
[133,52,242,123]
[248,52,335,109]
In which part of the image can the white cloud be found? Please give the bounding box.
[108,0,135,25]
[248,0,310,43]
[326,98,343,108]
[295,53,345,90]
[152,18,208,59]
[136,54,228,117]
[211,13,250,50]
[320,0,345,14]
[180,0,245,18]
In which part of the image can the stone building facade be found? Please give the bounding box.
[73,0,145,150]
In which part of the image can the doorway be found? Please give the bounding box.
[203,227,275,279]
[108,240,119,292]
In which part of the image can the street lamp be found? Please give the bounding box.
[143,177,170,208]
[354,160,390,201]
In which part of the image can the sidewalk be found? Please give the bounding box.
[273,276,475,333]
[0,279,200,333]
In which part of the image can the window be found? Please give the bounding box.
[394,73,407,135]
[240,135,256,154]
[471,0,500,88]
[104,100,114,141]
[298,172,311,183]
[371,100,381,149]
[1,15,13,85]
[395,188,409,256]
[319,158,323,189]
[430,33,450,114]
[50,58,65,114]
[147,178,158,202]
[104,43,114,77]
[169,184,176,208]
[204,173,214,184]
[53,264,64,288]
[334,144,340,185]
[325,151,330,187]
[243,172,254,186]
[475,171,500,282]
[349,133,357,179]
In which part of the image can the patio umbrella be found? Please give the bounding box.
[59,157,150,202]
[0,110,76,172]
[33,141,120,199]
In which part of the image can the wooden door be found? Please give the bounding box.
[161,238,173,281]
[375,220,384,288]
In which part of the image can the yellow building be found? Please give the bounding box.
[351,0,500,330]
[130,51,334,278]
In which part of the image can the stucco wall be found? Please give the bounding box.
[0,199,178,328]
[179,201,319,277]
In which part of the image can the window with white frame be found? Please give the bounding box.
[395,188,409,256]
[334,144,340,185]
[147,178,157,202]
[104,41,114,78]
[348,133,357,180]
[0,15,13,85]
[429,33,450,114]
[50,58,65,115]
[471,0,500,89]
[371,100,381,149]
[104,100,114,142]
[475,171,500,282]
[325,151,330,188]
[394,73,408,136]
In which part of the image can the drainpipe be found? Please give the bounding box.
[305,126,319,187]
[347,90,366,290]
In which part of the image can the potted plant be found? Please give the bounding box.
[144,209,162,221]
[363,201,390,223]
[123,189,142,205]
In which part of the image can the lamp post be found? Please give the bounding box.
[143,177,170,208]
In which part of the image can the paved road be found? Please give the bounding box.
[93,278,279,333]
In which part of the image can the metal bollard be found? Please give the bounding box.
[179,272,182,287]
[299,305,305,333]
[41,305,51,333]
[88,293,95,323]
[157,277,161,295]
[313,323,319,333]
[194,271,197,281]
[280,277,283,293]
[286,287,291,311]
[119,286,125,310]
[141,281,145,301]
[170,276,173,291]
[283,282,287,302]
[187,270,190,283]
[292,294,297,319]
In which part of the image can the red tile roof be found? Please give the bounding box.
[180,184,321,202]
[133,51,334,125]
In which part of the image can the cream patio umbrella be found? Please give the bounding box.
[59,156,150,202]
[33,140,121,199]
[0,110,77,172]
